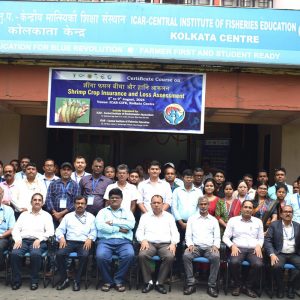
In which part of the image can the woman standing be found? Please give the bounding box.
[216,182,243,233]
[203,178,219,216]
[252,182,277,233]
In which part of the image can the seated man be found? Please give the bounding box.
[11,193,54,290]
[95,188,135,292]
[264,205,300,299]
[183,196,220,297]
[0,186,15,267]
[136,194,179,294]
[223,200,264,298]
[55,195,96,292]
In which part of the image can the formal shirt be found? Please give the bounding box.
[185,213,220,249]
[281,221,295,254]
[137,178,173,212]
[268,183,293,201]
[171,185,203,221]
[55,211,96,242]
[42,174,59,190]
[223,216,264,249]
[71,171,91,185]
[0,204,15,235]
[12,209,54,242]
[286,193,300,224]
[104,182,141,211]
[15,171,43,181]
[95,206,135,241]
[0,180,19,205]
[45,178,79,213]
[12,178,47,212]
[136,211,179,245]
[79,175,113,215]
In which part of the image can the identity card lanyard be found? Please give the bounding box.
[59,182,70,209]
[283,223,294,241]
[87,177,101,205]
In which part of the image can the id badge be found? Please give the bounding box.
[87,195,95,205]
[59,198,67,209]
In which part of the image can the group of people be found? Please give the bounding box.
[0,156,299,298]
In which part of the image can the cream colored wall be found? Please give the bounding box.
[273,0,300,9]
[0,114,21,164]
[282,122,300,184]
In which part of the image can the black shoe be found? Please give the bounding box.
[207,287,219,298]
[183,285,196,295]
[276,289,284,299]
[11,283,21,290]
[287,287,295,299]
[72,281,80,292]
[155,284,167,294]
[243,288,257,298]
[142,283,154,293]
[30,283,38,290]
[56,278,70,290]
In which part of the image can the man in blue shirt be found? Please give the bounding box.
[55,195,96,292]
[95,188,135,292]
[45,162,79,228]
[0,186,15,267]
[287,176,300,224]
[268,167,293,201]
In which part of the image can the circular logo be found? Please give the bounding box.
[163,104,185,125]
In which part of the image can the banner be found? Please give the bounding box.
[1,1,300,66]
[47,68,206,134]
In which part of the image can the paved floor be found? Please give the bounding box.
[0,279,274,300]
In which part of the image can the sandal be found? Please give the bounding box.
[101,283,111,292]
[115,284,126,292]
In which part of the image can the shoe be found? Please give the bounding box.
[30,283,38,290]
[101,283,111,292]
[72,281,80,292]
[115,284,126,292]
[56,278,70,290]
[142,283,154,293]
[232,287,240,296]
[183,285,196,295]
[276,289,284,299]
[287,287,295,299]
[207,287,219,298]
[11,283,21,290]
[155,284,167,294]
[243,288,257,298]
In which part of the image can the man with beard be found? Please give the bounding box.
[183,196,220,297]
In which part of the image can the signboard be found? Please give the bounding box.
[1,1,300,66]
[47,68,206,134]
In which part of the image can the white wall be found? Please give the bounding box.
[281,122,300,184]
[273,0,300,9]
[0,113,21,164]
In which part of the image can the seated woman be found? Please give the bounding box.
[202,178,219,216]
[216,182,241,236]
[252,182,277,234]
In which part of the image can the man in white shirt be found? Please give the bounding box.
[223,200,264,298]
[136,195,179,294]
[11,192,54,290]
[183,197,220,297]
[0,164,19,205]
[137,160,172,213]
[71,156,90,185]
[42,158,59,190]
[12,163,47,218]
[104,164,140,212]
